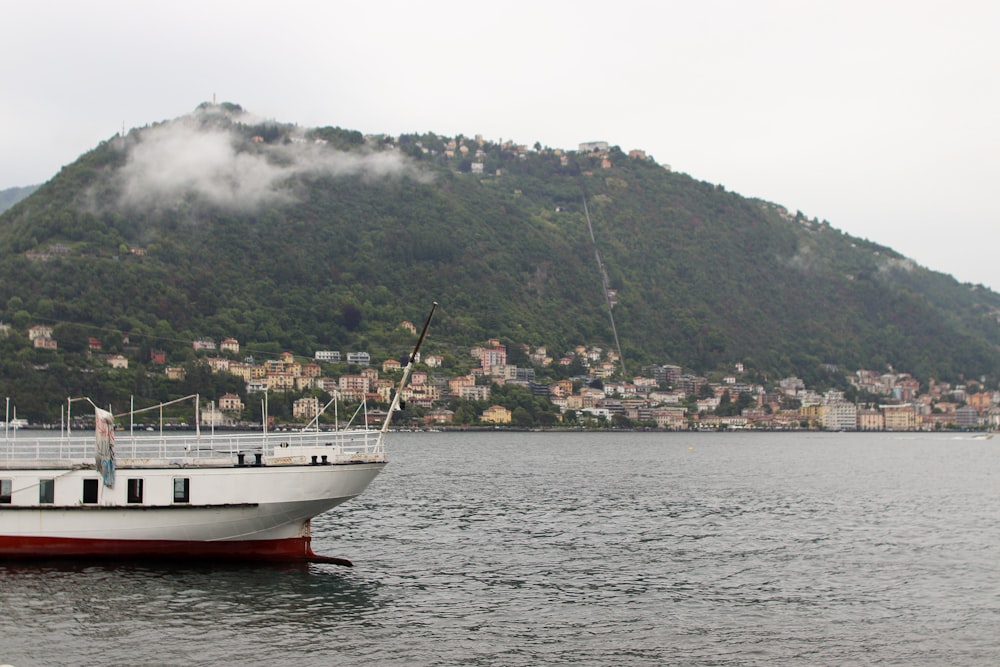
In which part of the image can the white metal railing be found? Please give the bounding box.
[0,427,385,466]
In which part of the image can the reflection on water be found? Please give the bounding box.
[1,560,384,666]
[3,431,1000,666]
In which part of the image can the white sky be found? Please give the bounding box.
[3,0,999,289]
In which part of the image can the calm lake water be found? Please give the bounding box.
[1,431,998,666]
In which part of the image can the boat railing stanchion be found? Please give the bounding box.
[130,395,136,460]
[159,403,164,459]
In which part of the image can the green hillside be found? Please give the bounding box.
[2,102,1000,417]
[0,184,39,213]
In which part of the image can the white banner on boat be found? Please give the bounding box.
[95,407,116,488]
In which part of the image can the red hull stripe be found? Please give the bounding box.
[0,535,317,562]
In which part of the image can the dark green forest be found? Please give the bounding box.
[2,102,1000,421]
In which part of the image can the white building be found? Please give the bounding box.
[822,402,858,431]
[346,352,370,365]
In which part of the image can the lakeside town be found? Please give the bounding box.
[18,321,1000,433]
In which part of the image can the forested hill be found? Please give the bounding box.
[0,184,39,213]
[2,101,1000,389]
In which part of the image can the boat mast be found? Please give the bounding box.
[381,302,437,435]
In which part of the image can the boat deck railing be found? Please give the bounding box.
[0,428,386,467]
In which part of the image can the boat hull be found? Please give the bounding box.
[0,534,315,561]
[0,461,385,562]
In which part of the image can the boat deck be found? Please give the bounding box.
[0,429,386,469]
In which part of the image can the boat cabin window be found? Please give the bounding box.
[82,478,99,504]
[39,479,55,504]
[173,477,190,503]
[127,478,144,504]
[0,479,11,504]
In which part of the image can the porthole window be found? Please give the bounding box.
[173,477,190,503]
[0,479,11,504]
[39,479,55,504]
[83,478,99,504]
[127,478,144,504]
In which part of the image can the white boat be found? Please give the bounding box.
[0,304,436,565]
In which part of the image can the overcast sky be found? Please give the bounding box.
[3,1,999,289]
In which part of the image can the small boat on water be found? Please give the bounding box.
[0,304,436,565]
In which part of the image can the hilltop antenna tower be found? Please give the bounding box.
[582,195,627,378]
